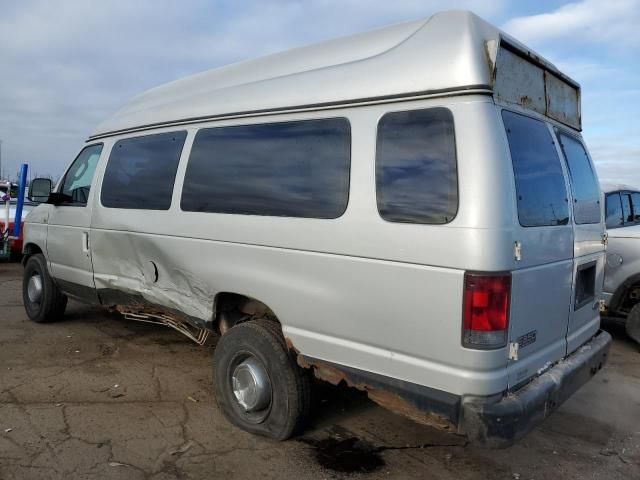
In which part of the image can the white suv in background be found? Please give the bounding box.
[602,184,640,343]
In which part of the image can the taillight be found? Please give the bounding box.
[462,272,511,349]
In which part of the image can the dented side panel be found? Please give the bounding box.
[90,230,215,321]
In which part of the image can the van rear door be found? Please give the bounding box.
[501,110,574,388]
[555,131,605,353]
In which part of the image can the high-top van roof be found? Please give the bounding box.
[601,183,640,194]
[91,10,581,139]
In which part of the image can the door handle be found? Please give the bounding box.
[82,232,90,253]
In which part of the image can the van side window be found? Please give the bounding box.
[60,144,103,205]
[622,193,633,223]
[101,131,187,210]
[605,192,624,228]
[632,193,640,222]
[557,133,601,224]
[181,118,351,218]
[502,111,569,227]
[376,108,457,224]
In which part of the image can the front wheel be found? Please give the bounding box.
[213,319,311,440]
[22,253,67,323]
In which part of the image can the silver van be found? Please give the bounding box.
[602,184,640,343]
[22,10,611,447]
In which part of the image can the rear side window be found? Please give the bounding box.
[605,192,624,228]
[101,131,187,210]
[376,107,457,224]
[502,111,569,227]
[557,133,601,224]
[181,118,350,218]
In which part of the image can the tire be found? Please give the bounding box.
[213,319,311,440]
[22,253,68,323]
[625,303,640,344]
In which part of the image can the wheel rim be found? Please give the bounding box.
[27,274,43,305]
[231,356,272,413]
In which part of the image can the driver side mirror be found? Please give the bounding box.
[28,178,52,203]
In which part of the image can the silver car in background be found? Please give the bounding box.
[602,184,640,342]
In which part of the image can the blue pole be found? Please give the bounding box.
[12,163,28,238]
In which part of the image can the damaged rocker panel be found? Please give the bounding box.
[99,288,211,345]
[288,340,461,434]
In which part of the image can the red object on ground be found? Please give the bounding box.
[0,220,24,255]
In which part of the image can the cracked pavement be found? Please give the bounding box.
[1,262,640,479]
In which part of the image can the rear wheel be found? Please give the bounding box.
[213,319,311,440]
[22,254,67,323]
[625,303,640,344]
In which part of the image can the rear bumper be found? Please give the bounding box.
[461,330,612,448]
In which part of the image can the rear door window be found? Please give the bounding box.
[557,133,601,224]
[502,110,569,227]
[605,192,624,228]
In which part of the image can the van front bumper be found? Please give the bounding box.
[461,330,612,448]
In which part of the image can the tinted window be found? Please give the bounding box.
[605,192,624,228]
[376,108,457,224]
[60,144,103,205]
[181,118,350,218]
[101,131,187,210]
[622,193,633,223]
[632,193,640,222]
[558,133,600,224]
[502,111,569,227]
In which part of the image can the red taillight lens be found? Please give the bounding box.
[463,273,511,349]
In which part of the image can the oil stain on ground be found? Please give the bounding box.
[302,435,385,474]
[300,423,467,474]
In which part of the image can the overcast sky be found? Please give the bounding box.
[0,0,638,185]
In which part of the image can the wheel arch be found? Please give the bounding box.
[21,242,44,266]
[609,272,640,316]
[212,291,282,335]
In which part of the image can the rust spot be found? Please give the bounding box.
[519,95,532,106]
[285,336,297,352]
[113,304,185,320]
[290,350,456,433]
[312,361,349,386]
[367,389,454,432]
